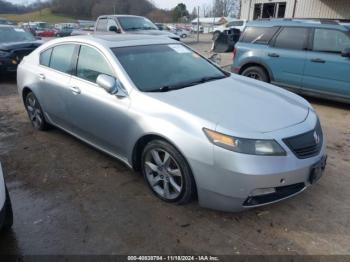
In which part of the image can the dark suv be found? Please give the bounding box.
[232,19,350,103]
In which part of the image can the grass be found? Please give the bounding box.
[1,8,75,24]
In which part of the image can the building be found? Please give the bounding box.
[240,0,350,20]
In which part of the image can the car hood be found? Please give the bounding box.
[0,41,42,51]
[147,75,310,134]
[126,30,179,39]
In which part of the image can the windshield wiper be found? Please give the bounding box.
[147,75,228,93]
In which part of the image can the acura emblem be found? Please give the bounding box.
[313,131,320,144]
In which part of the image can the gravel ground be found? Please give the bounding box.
[0,36,349,255]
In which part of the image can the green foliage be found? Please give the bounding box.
[172,3,190,22]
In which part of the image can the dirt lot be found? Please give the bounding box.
[0,38,350,255]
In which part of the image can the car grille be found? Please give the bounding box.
[283,120,323,159]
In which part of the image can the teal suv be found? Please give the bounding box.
[232,19,350,103]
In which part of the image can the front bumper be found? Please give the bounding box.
[188,114,327,212]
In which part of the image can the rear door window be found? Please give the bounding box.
[240,26,279,44]
[49,44,76,74]
[313,29,350,53]
[274,27,309,50]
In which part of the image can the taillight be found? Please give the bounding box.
[233,48,237,60]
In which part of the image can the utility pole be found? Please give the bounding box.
[197,6,200,42]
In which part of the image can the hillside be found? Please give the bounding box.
[1,8,75,23]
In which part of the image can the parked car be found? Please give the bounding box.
[232,19,350,103]
[191,25,204,33]
[55,27,73,37]
[0,25,42,74]
[213,19,247,39]
[155,23,171,31]
[70,28,94,36]
[173,28,190,38]
[94,15,180,41]
[0,162,13,231]
[0,18,16,25]
[35,28,57,37]
[17,35,327,212]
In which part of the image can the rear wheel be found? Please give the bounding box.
[2,186,13,231]
[141,140,195,204]
[241,66,269,82]
[24,91,50,131]
[181,34,187,38]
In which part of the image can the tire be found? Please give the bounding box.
[24,91,50,131]
[241,66,269,82]
[141,140,195,205]
[2,186,13,231]
[181,34,187,38]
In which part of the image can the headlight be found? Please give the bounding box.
[203,128,286,156]
[0,50,9,58]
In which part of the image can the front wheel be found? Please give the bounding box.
[141,140,195,204]
[241,66,269,82]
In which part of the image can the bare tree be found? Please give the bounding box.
[212,0,240,17]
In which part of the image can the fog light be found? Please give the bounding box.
[250,187,276,197]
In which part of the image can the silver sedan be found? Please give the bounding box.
[17,35,327,212]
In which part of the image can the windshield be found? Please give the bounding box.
[118,17,158,31]
[0,27,36,43]
[112,44,227,92]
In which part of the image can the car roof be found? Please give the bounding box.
[98,14,144,19]
[247,19,350,31]
[50,34,178,48]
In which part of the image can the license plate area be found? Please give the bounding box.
[309,156,327,184]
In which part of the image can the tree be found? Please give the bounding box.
[172,3,189,22]
[212,0,240,17]
[190,7,197,20]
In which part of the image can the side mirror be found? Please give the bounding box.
[109,26,121,34]
[96,74,128,97]
[97,74,117,94]
[341,48,350,58]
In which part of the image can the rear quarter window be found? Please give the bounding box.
[40,48,52,67]
[240,26,279,44]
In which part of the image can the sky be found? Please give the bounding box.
[8,0,214,11]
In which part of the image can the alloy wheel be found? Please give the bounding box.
[25,93,44,129]
[144,148,183,200]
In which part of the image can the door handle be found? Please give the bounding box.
[268,53,280,58]
[70,86,81,95]
[38,73,46,80]
[311,58,326,63]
